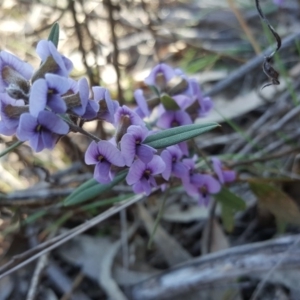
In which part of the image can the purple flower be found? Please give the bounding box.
[126,155,166,196]
[0,93,26,135]
[81,99,99,120]
[181,158,221,206]
[189,173,221,206]
[64,78,89,116]
[144,63,175,91]
[93,87,118,123]
[85,140,125,184]
[157,110,192,129]
[115,105,144,127]
[16,110,69,152]
[173,68,193,96]
[212,158,236,184]
[190,79,213,117]
[114,105,145,142]
[161,145,188,180]
[173,94,194,110]
[0,51,33,98]
[273,0,283,6]
[33,40,73,80]
[134,89,149,118]
[30,74,70,114]
[120,125,156,166]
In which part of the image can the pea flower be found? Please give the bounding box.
[0,93,26,135]
[120,125,156,166]
[0,51,33,99]
[85,140,125,184]
[190,79,213,117]
[134,89,150,118]
[114,105,145,143]
[16,110,69,152]
[32,40,73,81]
[157,110,192,129]
[126,155,166,196]
[188,173,221,206]
[182,158,221,206]
[30,74,70,114]
[93,87,118,123]
[161,145,188,180]
[144,63,175,91]
[63,78,90,116]
[212,158,236,184]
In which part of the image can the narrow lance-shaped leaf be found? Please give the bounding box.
[48,23,60,48]
[63,170,128,206]
[144,123,218,149]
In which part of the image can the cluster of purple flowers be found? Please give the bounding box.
[0,40,236,205]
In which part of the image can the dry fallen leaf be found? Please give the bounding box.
[250,181,300,226]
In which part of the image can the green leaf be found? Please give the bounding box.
[48,23,59,48]
[63,170,128,206]
[0,141,24,158]
[67,177,99,197]
[144,123,218,149]
[220,204,235,232]
[160,93,180,111]
[215,187,246,210]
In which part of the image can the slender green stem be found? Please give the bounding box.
[0,141,24,158]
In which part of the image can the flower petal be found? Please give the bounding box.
[136,144,156,164]
[0,121,15,136]
[94,161,111,184]
[198,193,211,207]
[212,157,224,184]
[161,150,172,181]
[120,133,136,166]
[202,174,221,194]
[45,73,70,95]
[223,170,236,183]
[85,141,100,165]
[97,140,125,167]
[38,111,69,135]
[41,130,56,149]
[29,79,48,117]
[134,89,149,117]
[144,63,175,86]
[133,178,152,196]
[47,94,67,113]
[126,159,145,185]
[147,155,166,175]
[16,113,38,141]
[173,162,189,180]
[29,132,44,152]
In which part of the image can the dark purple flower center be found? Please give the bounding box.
[171,120,179,127]
[36,124,42,132]
[143,169,151,179]
[98,155,104,162]
[48,89,57,95]
[135,139,141,145]
[172,156,177,163]
[200,185,208,197]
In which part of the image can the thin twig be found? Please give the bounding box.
[104,0,123,104]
